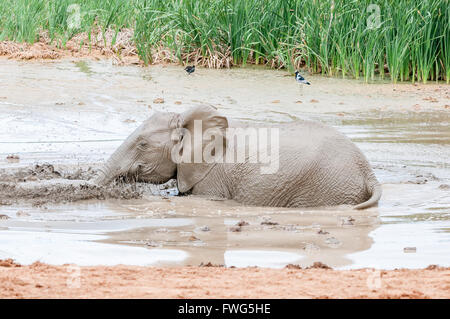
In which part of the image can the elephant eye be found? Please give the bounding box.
[139,141,149,148]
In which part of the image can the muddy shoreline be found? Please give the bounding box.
[0,260,448,298]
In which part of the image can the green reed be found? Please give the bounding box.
[0,0,448,83]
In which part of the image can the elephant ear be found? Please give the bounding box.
[176,105,228,193]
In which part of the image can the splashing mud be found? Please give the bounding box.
[0,164,178,206]
[0,59,449,269]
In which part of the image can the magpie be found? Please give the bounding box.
[184,65,195,75]
[295,71,310,85]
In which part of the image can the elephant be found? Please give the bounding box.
[94,105,381,209]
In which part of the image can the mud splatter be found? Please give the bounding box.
[0,165,178,205]
[0,259,21,267]
[199,262,224,268]
[306,262,332,269]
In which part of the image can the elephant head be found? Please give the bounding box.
[94,105,228,192]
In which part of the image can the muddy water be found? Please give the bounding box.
[0,59,449,269]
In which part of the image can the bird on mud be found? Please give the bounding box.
[295,71,310,85]
[184,65,195,75]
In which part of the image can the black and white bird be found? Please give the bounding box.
[184,65,195,75]
[295,71,310,85]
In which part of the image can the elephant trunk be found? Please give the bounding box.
[93,164,114,186]
[93,137,135,186]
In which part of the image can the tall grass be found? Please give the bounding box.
[0,0,448,83]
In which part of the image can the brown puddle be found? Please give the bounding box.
[0,59,449,269]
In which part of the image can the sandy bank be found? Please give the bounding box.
[0,260,448,299]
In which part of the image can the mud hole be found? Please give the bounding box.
[0,59,449,270]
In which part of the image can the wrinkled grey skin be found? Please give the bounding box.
[95,105,381,209]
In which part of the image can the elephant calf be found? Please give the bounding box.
[95,105,381,209]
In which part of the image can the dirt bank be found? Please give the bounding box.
[0,29,140,65]
[0,260,448,298]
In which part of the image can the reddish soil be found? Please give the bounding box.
[0,260,448,299]
[0,29,140,65]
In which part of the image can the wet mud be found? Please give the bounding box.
[0,164,180,206]
[0,60,449,269]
